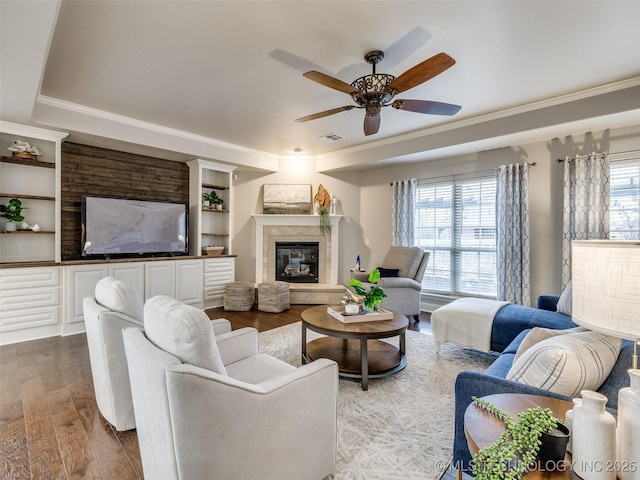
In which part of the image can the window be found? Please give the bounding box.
[415,174,497,297]
[610,158,640,240]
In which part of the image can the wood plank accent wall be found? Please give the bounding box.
[61,143,189,261]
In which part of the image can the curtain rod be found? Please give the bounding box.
[554,149,640,163]
[557,149,639,162]
[389,161,536,186]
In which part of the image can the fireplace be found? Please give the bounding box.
[252,214,343,285]
[275,242,319,283]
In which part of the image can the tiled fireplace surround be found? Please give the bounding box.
[252,214,346,304]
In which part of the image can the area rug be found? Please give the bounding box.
[259,322,496,480]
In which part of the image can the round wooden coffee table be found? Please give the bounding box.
[300,305,409,390]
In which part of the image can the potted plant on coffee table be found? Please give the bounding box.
[347,269,387,311]
[470,396,570,480]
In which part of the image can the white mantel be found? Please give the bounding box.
[252,214,344,284]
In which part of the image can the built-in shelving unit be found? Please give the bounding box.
[188,159,235,256]
[0,122,68,263]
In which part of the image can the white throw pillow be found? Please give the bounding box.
[513,326,586,362]
[95,276,143,321]
[144,295,227,375]
[556,281,573,316]
[506,331,621,398]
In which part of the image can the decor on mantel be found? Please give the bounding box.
[263,184,311,214]
[314,184,332,233]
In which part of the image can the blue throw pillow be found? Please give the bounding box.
[377,267,400,278]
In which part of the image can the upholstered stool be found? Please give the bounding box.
[223,281,255,311]
[258,281,290,313]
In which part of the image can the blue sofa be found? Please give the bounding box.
[452,296,634,474]
[489,295,576,352]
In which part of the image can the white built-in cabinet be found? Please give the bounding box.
[203,256,235,308]
[0,266,61,345]
[188,159,236,256]
[0,121,67,263]
[63,259,205,336]
[0,127,238,345]
[0,257,230,344]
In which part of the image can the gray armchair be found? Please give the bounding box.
[83,276,231,431]
[123,295,338,480]
[351,246,430,321]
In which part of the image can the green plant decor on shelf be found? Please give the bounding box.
[470,396,563,480]
[347,269,387,309]
[0,198,25,222]
[318,206,330,234]
[204,190,224,206]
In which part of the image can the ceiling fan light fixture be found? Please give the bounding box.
[298,49,459,136]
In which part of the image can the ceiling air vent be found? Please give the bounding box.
[319,133,344,141]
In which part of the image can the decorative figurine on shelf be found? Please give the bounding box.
[356,255,361,270]
[8,140,41,160]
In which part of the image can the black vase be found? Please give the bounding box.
[537,422,571,469]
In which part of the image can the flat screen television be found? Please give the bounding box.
[82,196,188,257]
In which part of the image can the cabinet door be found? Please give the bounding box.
[176,260,203,306]
[203,257,235,308]
[63,264,109,332]
[0,266,61,345]
[108,263,144,301]
[145,261,176,299]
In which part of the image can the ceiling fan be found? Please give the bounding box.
[295,50,461,136]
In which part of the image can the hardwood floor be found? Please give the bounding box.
[0,306,430,479]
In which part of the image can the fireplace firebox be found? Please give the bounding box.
[275,242,319,283]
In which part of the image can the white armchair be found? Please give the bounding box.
[83,277,231,431]
[351,246,430,321]
[123,295,338,480]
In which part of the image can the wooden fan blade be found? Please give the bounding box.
[295,105,355,123]
[387,52,455,93]
[303,71,360,94]
[392,99,461,116]
[364,114,381,136]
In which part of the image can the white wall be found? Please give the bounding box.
[230,124,640,306]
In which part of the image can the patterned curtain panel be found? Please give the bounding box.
[392,178,417,246]
[561,152,610,286]
[496,163,530,305]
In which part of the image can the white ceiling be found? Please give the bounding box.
[2,1,640,171]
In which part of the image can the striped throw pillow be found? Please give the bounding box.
[506,331,622,398]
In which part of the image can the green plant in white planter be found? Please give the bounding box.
[347,269,386,310]
[1,198,25,232]
[204,190,224,210]
[470,396,569,480]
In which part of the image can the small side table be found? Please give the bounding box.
[464,393,573,479]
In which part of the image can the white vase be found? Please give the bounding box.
[572,390,616,480]
[4,221,17,232]
[617,369,640,480]
[565,397,582,454]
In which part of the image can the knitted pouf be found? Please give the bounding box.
[223,281,255,311]
[257,281,290,313]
